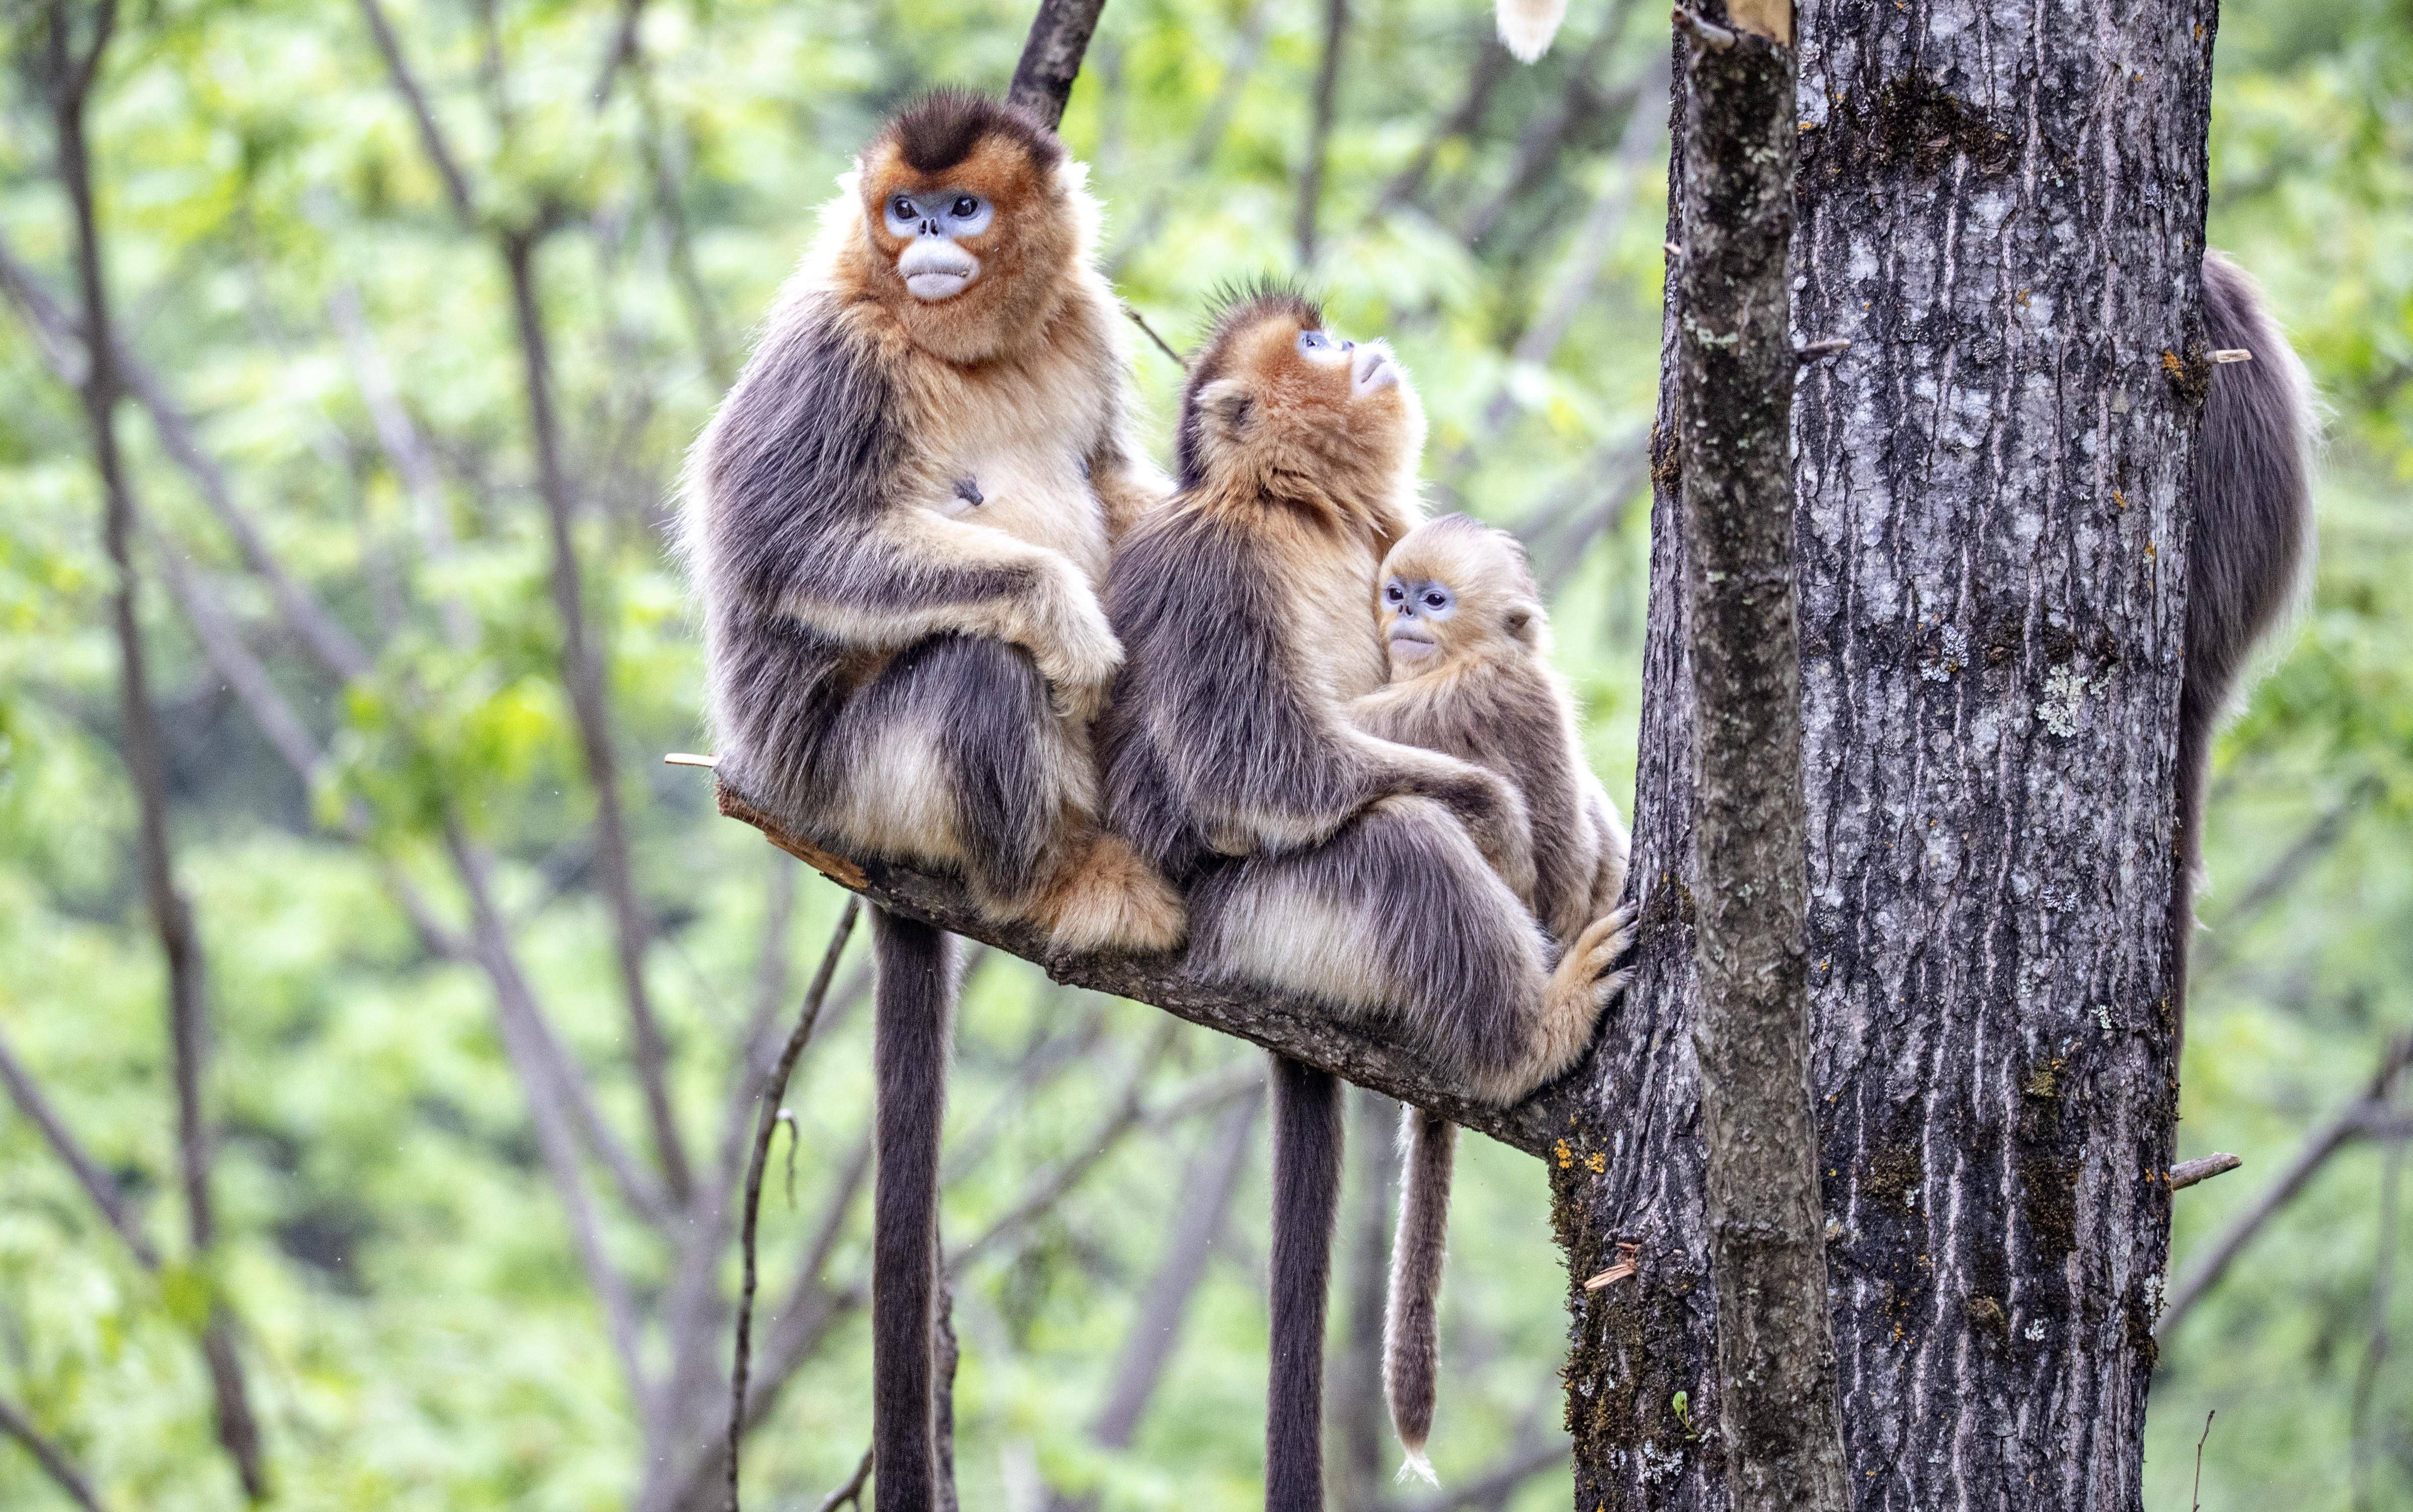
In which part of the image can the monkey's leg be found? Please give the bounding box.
[1268,1055,1344,1512]
[871,909,956,1512]
[1383,1107,1456,1483]
[1196,799,1571,1100]
[840,634,1064,905]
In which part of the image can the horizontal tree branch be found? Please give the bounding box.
[707,776,1577,1159]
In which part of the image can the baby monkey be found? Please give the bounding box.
[1348,514,1632,1482]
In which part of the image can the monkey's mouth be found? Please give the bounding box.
[898,241,980,302]
[1351,344,1400,395]
[1387,626,1438,659]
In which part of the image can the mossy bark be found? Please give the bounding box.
[1557,0,2214,1505]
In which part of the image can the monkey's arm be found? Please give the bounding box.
[698,301,1120,717]
[1344,683,1539,898]
[774,506,1122,719]
[1117,550,1530,883]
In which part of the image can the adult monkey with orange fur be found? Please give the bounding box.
[1346,514,1632,1481]
[681,92,1180,1511]
[1100,290,1630,1510]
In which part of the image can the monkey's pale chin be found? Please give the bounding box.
[1387,630,1437,660]
[897,242,980,302]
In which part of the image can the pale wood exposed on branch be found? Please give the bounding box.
[2168,1152,2242,1191]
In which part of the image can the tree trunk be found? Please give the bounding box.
[1557,2,2214,1505]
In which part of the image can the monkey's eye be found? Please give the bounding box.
[892,197,916,221]
[1421,587,1455,615]
[950,195,982,219]
[1382,580,1406,606]
[1298,331,1331,353]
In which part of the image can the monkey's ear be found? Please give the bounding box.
[1196,377,1254,435]
[1503,607,1537,644]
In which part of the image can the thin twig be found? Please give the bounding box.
[726,899,863,1511]
[0,1027,161,1269]
[812,1447,875,1512]
[0,1393,113,1512]
[355,0,479,223]
[1294,0,1350,266]
[1123,302,1186,369]
[2192,1410,2214,1512]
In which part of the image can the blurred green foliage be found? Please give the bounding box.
[0,0,2403,1507]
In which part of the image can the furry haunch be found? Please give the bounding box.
[680,91,1179,1512]
[1348,514,1633,1480]
[1099,290,1631,1510]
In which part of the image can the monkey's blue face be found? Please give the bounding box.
[1381,576,1457,661]
[881,190,996,301]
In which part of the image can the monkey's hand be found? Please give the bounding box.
[1029,565,1124,725]
[1438,765,1538,904]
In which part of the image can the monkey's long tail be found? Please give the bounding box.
[872,908,956,1512]
[1383,1108,1456,1485]
[1267,1055,1344,1512]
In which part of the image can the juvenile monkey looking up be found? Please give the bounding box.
[681,91,1179,1512]
[1099,289,1630,1511]
[1346,514,1631,1481]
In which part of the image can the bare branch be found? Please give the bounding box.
[501,231,692,1204]
[2194,774,2381,980]
[2160,1031,2413,1341]
[45,23,268,1489]
[726,900,863,1511]
[1459,6,1646,247]
[590,0,648,107]
[1007,0,1110,130]
[708,780,1580,1157]
[0,231,372,682]
[0,1026,162,1270]
[1089,1080,1263,1447]
[946,1047,1259,1278]
[1105,0,1271,276]
[355,0,480,223]
[2350,1134,2400,1511]
[1293,0,1349,267]
[442,823,673,1227]
[811,1448,874,1512]
[0,1392,114,1512]
[1370,27,1513,219]
[327,284,476,648]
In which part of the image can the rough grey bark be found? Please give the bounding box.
[1553,1,2213,1507]
[1006,0,1109,130]
[1669,8,1849,1510]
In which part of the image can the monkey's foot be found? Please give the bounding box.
[1479,904,1637,1101]
[1029,833,1188,955]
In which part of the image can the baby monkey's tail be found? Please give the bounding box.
[1384,1107,1458,1485]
